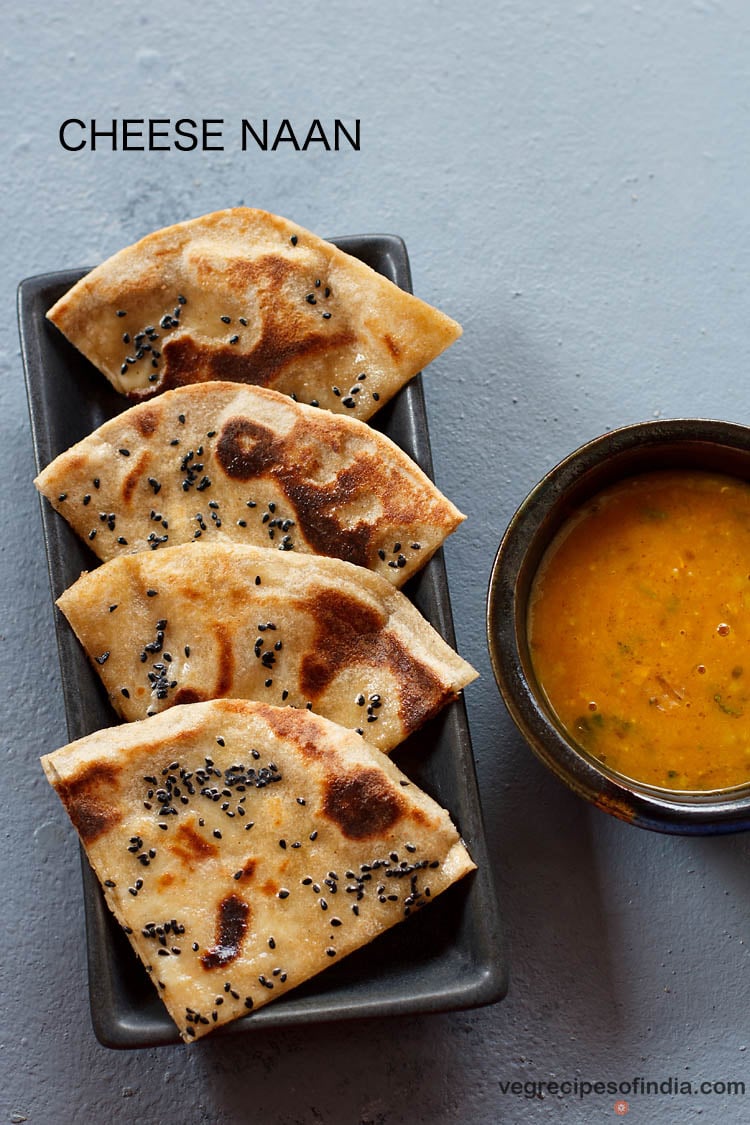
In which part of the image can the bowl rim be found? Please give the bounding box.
[486,416,750,835]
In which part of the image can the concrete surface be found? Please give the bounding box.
[2,1,750,1122]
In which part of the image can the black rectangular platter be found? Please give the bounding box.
[19,234,506,1048]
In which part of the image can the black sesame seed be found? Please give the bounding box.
[278,889,289,899]
[116,309,127,317]
[119,448,131,457]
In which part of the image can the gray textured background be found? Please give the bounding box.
[2,1,750,1122]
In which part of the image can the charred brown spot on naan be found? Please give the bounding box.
[67,453,86,475]
[216,415,375,564]
[383,334,401,359]
[214,623,235,696]
[173,687,207,706]
[133,407,161,438]
[122,451,150,505]
[216,418,278,479]
[283,472,374,566]
[200,894,250,970]
[234,858,257,883]
[299,588,448,730]
[253,702,336,763]
[59,761,122,842]
[169,822,219,867]
[322,769,405,840]
[299,591,384,698]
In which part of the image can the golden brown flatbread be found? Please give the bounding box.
[41,698,475,1041]
[47,208,461,417]
[56,542,477,752]
[34,382,463,583]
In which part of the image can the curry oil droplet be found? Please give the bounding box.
[697,664,706,675]
[717,623,731,636]
[587,701,598,712]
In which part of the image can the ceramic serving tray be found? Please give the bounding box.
[19,234,506,1048]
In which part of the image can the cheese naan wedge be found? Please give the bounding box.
[34,382,463,584]
[47,208,461,417]
[41,699,475,1041]
[56,543,477,752]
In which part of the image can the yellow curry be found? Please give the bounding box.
[528,469,750,790]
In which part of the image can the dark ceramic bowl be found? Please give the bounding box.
[487,418,750,835]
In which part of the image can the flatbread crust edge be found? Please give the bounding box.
[46,208,462,418]
[33,381,465,584]
[54,542,479,752]
[41,699,476,1041]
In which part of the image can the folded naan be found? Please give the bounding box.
[56,543,477,752]
[41,698,475,1041]
[46,208,461,418]
[34,382,463,584]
